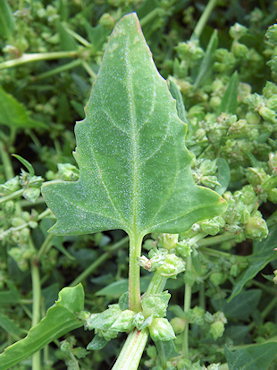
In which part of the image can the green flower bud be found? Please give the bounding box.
[11,217,25,227]
[209,320,225,340]
[86,305,120,331]
[149,318,175,342]
[209,272,226,286]
[245,111,260,125]
[229,23,248,40]
[141,291,171,318]
[170,317,185,334]
[266,24,277,44]
[258,106,277,124]
[246,167,269,186]
[187,306,205,326]
[199,217,224,236]
[268,188,277,203]
[4,200,15,214]
[99,13,115,28]
[23,188,41,203]
[263,82,277,99]
[157,254,185,277]
[176,241,191,259]
[139,256,152,271]
[176,41,204,62]
[158,233,178,250]
[110,310,135,332]
[210,96,221,109]
[133,312,145,329]
[57,163,79,181]
[0,176,20,195]
[269,153,277,174]
[231,41,248,59]
[29,221,38,229]
[245,211,268,240]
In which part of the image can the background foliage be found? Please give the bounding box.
[0,0,276,369]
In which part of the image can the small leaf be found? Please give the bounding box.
[193,30,218,89]
[57,22,78,51]
[87,335,108,350]
[0,0,15,39]
[0,284,84,370]
[218,71,239,114]
[0,87,46,129]
[225,338,277,370]
[168,78,188,124]
[229,226,277,300]
[215,158,230,195]
[42,13,225,240]
[12,154,35,176]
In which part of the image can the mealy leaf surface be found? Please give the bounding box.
[42,13,225,238]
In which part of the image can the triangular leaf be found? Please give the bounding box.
[0,87,46,129]
[42,13,225,239]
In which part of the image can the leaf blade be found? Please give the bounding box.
[42,13,225,238]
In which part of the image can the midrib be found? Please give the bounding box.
[125,39,139,233]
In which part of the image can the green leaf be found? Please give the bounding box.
[0,87,47,129]
[215,158,230,195]
[229,226,277,300]
[194,30,218,88]
[225,338,277,370]
[87,335,108,350]
[57,22,78,51]
[168,78,188,124]
[96,276,151,298]
[42,13,225,239]
[0,312,24,339]
[0,0,15,39]
[218,71,239,114]
[12,154,35,176]
[0,284,84,370]
[212,289,261,320]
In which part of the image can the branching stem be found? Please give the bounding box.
[113,271,168,370]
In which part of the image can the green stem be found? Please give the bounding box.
[81,61,97,79]
[0,189,24,204]
[34,59,82,80]
[113,271,167,370]
[198,233,235,247]
[0,50,80,70]
[112,330,148,370]
[37,234,54,259]
[0,141,14,179]
[252,280,277,296]
[261,296,277,319]
[200,246,246,260]
[182,255,192,356]
[31,258,41,370]
[146,271,167,294]
[191,0,218,40]
[69,236,129,287]
[199,282,205,309]
[140,8,164,27]
[129,234,143,312]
